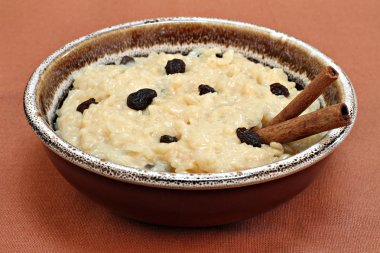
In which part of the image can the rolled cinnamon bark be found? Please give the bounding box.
[266,66,339,126]
[256,103,351,144]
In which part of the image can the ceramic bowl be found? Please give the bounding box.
[24,17,357,227]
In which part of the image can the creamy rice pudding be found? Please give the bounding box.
[56,48,321,173]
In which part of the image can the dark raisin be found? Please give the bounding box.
[270,83,290,97]
[120,56,135,65]
[215,53,223,58]
[198,84,216,95]
[160,135,178,143]
[127,88,157,111]
[76,98,98,113]
[105,62,115,65]
[295,83,304,91]
[264,63,274,69]
[165,59,186,75]
[236,127,261,147]
[144,164,155,169]
[246,57,260,63]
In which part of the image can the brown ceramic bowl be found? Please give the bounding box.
[24,17,357,227]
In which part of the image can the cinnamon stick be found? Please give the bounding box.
[255,103,351,144]
[266,66,339,126]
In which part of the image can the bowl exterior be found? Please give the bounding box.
[47,148,320,227]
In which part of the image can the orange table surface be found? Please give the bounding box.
[1,0,379,252]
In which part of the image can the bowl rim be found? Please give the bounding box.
[23,17,357,190]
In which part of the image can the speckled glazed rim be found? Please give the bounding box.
[24,17,357,190]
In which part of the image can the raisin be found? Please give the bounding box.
[270,83,290,97]
[127,88,157,111]
[295,83,304,91]
[264,63,274,69]
[76,98,98,113]
[120,55,135,65]
[144,164,155,169]
[198,84,216,95]
[105,62,115,65]
[165,59,185,75]
[246,57,259,63]
[160,135,178,143]
[215,53,223,58]
[236,127,261,147]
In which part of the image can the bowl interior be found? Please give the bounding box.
[24,18,356,189]
[37,20,341,124]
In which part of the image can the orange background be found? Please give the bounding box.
[1,0,379,252]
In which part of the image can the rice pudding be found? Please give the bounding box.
[56,48,321,173]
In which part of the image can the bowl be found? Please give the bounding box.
[24,17,357,227]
